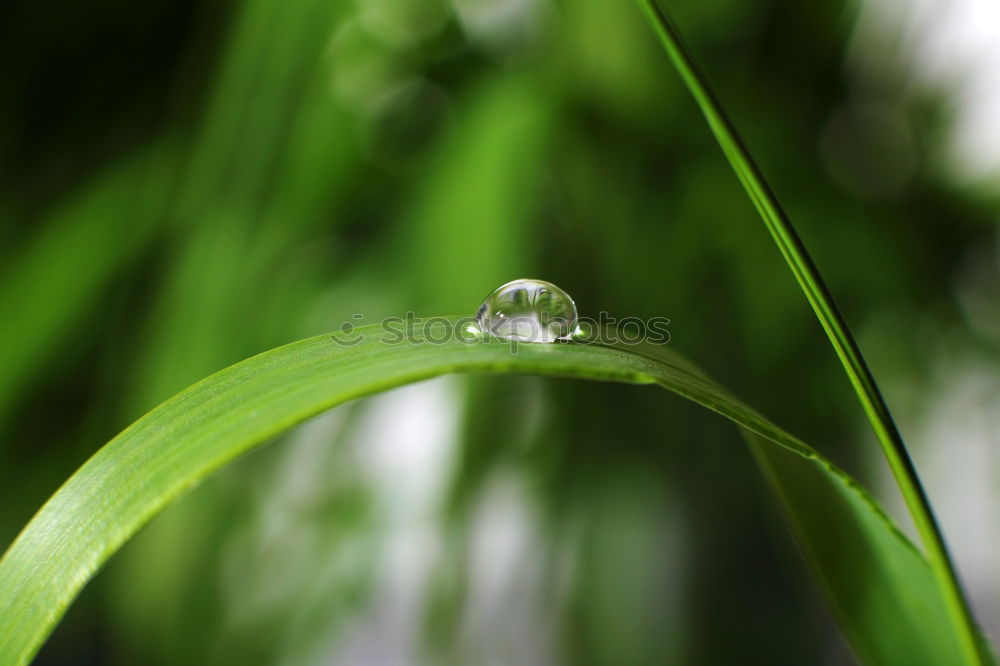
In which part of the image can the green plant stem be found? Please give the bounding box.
[634,1,986,664]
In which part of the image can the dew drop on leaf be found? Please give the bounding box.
[474,279,579,343]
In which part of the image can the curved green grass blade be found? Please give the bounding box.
[633,1,988,663]
[0,319,965,665]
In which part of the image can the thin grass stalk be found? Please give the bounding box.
[633,1,987,663]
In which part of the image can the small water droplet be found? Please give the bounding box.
[474,279,578,343]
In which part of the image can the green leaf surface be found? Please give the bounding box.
[0,318,963,665]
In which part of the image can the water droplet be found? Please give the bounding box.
[475,279,578,343]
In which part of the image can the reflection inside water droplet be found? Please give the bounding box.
[474,279,579,343]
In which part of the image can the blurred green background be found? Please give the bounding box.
[2,0,998,663]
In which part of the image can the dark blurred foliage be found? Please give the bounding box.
[1,0,997,664]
